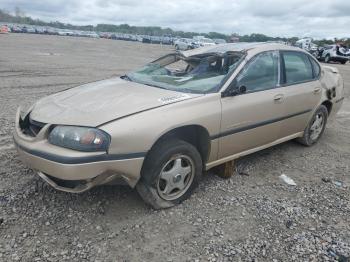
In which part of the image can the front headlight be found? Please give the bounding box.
[48,126,111,152]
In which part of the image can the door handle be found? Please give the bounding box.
[313,87,321,94]
[274,94,284,103]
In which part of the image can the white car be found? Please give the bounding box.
[197,38,216,47]
[214,39,227,44]
[318,45,349,64]
[174,38,198,50]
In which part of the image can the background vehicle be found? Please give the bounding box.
[22,26,36,34]
[295,38,319,57]
[10,25,23,33]
[295,38,313,50]
[161,35,173,45]
[35,27,46,34]
[57,30,75,36]
[150,36,162,44]
[140,35,151,43]
[84,32,100,38]
[174,38,199,50]
[317,44,349,64]
[196,37,216,47]
[0,25,9,34]
[214,38,227,44]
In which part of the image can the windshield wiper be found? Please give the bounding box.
[121,75,132,81]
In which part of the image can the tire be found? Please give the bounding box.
[341,61,347,65]
[296,105,328,146]
[324,54,331,63]
[136,139,202,209]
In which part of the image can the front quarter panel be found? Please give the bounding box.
[99,93,222,163]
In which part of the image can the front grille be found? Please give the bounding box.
[20,115,46,137]
[28,118,45,136]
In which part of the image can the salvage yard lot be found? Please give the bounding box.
[0,34,350,261]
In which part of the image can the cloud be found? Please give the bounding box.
[1,0,349,38]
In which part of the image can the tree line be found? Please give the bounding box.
[1,8,349,46]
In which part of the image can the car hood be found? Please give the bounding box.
[30,77,202,126]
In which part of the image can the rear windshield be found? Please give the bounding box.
[127,52,244,93]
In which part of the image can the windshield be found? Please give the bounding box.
[127,52,244,93]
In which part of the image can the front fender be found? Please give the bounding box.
[99,94,222,161]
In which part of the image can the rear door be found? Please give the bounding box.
[218,51,285,159]
[278,51,322,137]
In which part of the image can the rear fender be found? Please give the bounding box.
[321,66,344,103]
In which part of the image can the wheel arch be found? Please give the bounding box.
[145,125,211,165]
[321,100,333,114]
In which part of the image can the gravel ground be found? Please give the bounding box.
[0,34,349,262]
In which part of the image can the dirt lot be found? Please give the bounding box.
[0,34,349,262]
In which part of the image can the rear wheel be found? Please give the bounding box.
[136,139,202,209]
[341,60,347,64]
[296,105,328,146]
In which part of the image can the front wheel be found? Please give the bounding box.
[136,139,202,209]
[324,54,331,63]
[296,105,328,146]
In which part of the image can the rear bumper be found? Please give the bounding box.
[14,108,144,191]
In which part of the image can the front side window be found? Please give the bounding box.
[235,51,279,93]
[283,51,313,84]
[127,52,244,93]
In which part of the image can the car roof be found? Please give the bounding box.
[180,42,301,57]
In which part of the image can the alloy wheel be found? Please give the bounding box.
[309,113,324,141]
[157,154,195,201]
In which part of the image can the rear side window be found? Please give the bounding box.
[282,51,313,85]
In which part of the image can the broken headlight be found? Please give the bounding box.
[48,126,111,152]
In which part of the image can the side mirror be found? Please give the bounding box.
[222,88,238,97]
[222,82,247,97]
[238,85,247,94]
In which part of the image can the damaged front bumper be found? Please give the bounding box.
[13,108,144,193]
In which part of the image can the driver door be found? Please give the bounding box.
[218,51,285,159]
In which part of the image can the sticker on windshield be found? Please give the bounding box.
[158,94,191,104]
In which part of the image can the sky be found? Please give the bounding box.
[0,0,349,39]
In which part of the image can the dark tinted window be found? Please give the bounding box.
[309,57,321,78]
[283,51,313,84]
[236,51,279,92]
